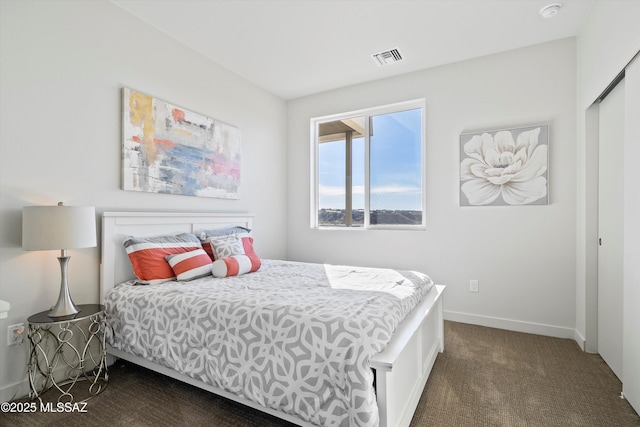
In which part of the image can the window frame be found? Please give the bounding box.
[310,99,427,230]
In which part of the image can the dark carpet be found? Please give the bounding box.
[2,321,639,426]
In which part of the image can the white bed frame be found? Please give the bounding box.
[100,211,445,427]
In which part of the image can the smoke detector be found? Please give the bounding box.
[371,48,403,66]
[539,3,562,18]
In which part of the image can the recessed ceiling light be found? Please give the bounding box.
[539,3,562,19]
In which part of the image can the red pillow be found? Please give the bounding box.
[124,233,202,284]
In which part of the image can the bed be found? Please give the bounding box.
[100,211,445,427]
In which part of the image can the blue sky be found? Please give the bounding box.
[318,108,422,211]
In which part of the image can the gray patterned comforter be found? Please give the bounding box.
[105,259,434,426]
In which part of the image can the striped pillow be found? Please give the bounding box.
[212,254,261,278]
[166,249,212,281]
[124,233,202,284]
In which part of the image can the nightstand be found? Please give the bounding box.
[27,304,108,403]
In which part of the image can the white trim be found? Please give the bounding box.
[364,113,371,228]
[0,353,99,402]
[443,310,576,340]
[574,328,587,352]
[0,300,10,319]
[312,99,425,124]
[0,378,29,404]
[310,120,319,228]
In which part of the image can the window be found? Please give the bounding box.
[311,100,425,229]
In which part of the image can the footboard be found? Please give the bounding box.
[370,284,445,427]
[100,212,444,427]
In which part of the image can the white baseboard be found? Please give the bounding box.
[444,310,577,342]
[0,378,29,404]
[574,329,586,351]
[1,357,102,403]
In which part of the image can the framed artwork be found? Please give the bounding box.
[122,87,241,199]
[460,124,548,206]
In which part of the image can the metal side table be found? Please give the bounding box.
[27,304,108,403]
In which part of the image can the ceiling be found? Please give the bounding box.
[110,0,595,100]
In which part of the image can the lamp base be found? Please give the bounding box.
[48,255,80,318]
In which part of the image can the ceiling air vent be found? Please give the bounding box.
[371,48,403,66]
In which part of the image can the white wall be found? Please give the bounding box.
[2,0,635,408]
[575,0,640,413]
[287,39,578,338]
[0,0,287,401]
[575,0,640,353]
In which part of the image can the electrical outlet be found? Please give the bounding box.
[470,279,479,292]
[7,323,25,346]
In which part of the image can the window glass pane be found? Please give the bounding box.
[318,138,346,226]
[369,108,422,225]
[317,116,365,227]
[313,104,423,229]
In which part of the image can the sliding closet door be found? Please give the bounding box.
[597,79,625,381]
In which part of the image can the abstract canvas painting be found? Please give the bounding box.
[460,124,549,206]
[122,88,241,199]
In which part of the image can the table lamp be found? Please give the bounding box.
[22,202,97,318]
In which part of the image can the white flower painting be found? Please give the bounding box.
[460,125,548,206]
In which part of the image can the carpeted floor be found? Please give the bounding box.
[412,322,639,427]
[2,321,639,426]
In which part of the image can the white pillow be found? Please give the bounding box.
[208,234,246,259]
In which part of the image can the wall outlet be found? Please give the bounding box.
[7,323,25,346]
[470,279,479,292]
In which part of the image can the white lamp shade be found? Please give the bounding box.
[22,205,97,251]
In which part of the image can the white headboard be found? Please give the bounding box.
[100,211,254,303]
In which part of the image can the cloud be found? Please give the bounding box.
[319,185,356,196]
[371,185,421,195]
[319,185,420,196]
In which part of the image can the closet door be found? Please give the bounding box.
[597,79,625,380]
